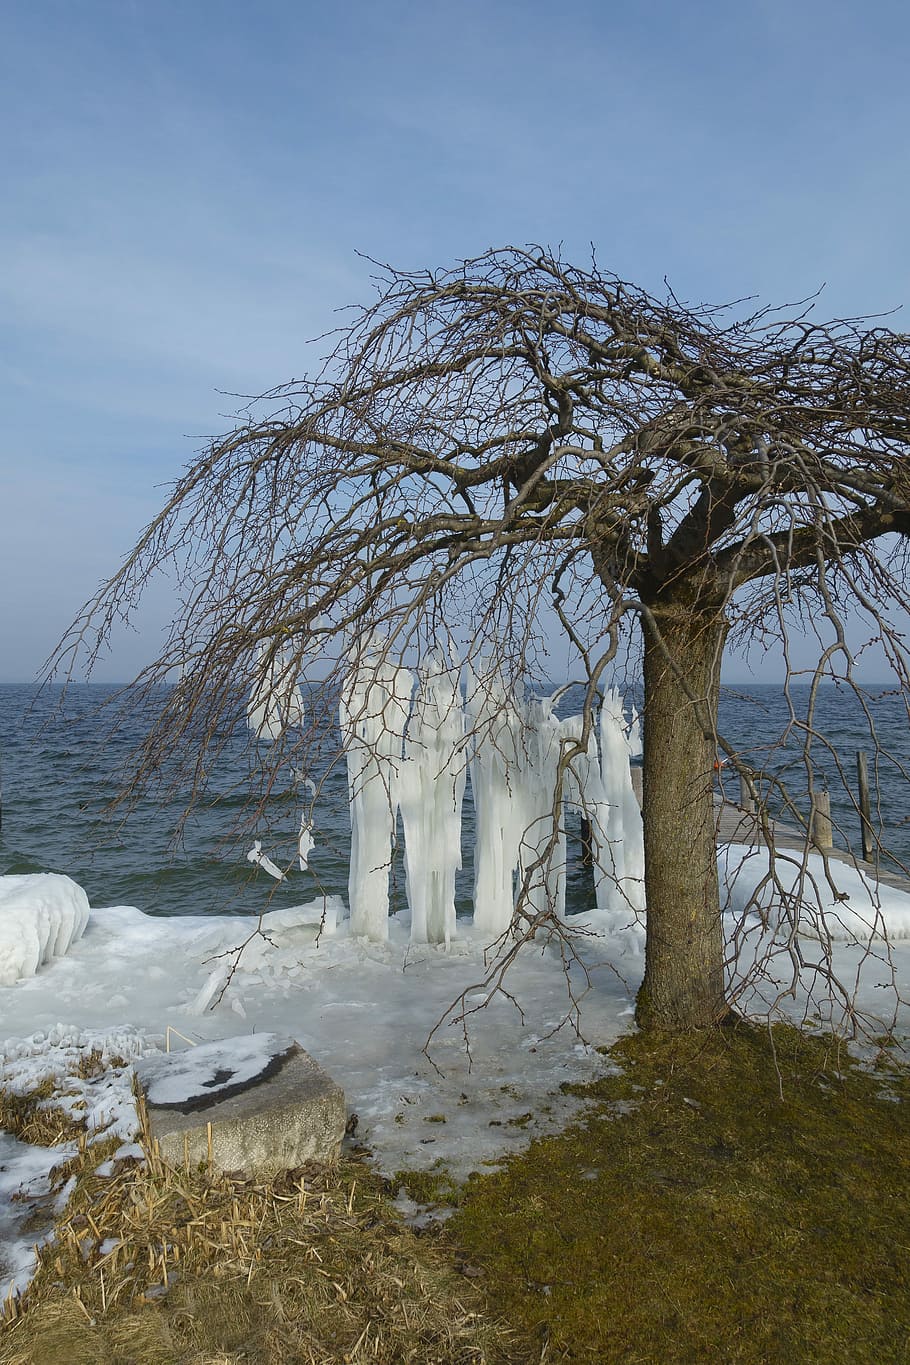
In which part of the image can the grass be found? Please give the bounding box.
[3,1024,910,1362]
[443,1023,910,1364]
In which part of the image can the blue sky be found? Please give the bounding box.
[2,0,909,682]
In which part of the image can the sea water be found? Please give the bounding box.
[0,682,907,920]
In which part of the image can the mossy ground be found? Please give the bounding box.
[439,1023,910,1363]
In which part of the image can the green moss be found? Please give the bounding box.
[390,1165,462,1209]
[447,1023,910,1364]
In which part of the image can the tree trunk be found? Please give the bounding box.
[636,599,729,1030]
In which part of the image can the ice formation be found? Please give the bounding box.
[465,668,528,937]
[327,655,646,942]
[514,696,567,922]
[298,816,315,871]
[399,649,466,944]
[593,690,646,915]
[619,703,645,906]
[247,643,306,741]
[246,840,286,881]
[0,874,90,986]
[339,648,412,940]
[559,709,611,893]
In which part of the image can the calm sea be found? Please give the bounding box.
[0,682,907,919]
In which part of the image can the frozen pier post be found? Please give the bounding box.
[810,788,834,852]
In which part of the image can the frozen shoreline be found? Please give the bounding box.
[2,853,909,1171]
[2,853,910,1300]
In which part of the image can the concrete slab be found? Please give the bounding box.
[134,1033,346,1176]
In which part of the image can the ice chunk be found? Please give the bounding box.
[246,841,286,881]
[0,874,90,986]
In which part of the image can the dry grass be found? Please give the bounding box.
[0,1082,529,1364]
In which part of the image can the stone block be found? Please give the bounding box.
[134,1033,346,1176]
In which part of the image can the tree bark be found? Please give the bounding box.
[636,598,729,1030]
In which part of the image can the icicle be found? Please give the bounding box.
[619,700,645,910]
[594,690,645,915]
[246,841,285,881]
[466,666,526,939]
[297,816,315,872]
[560,712,609,910]
[516,696,567,922]
[339,646,412,940]
[399,648,466,945]
[247,646,284,741]
[247,642,306,741]
[279,645,307,729]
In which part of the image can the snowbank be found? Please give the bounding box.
[719,843,910,941]
[0,874,90,986]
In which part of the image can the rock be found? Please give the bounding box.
[134,1033,346,1176]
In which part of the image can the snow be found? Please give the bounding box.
[135,1032,296,1108]
[0,892,637,1198]
[720,842,910,940]
[0,874,90,986]
[0,1025,153,1302]
[0,1131,76,1302]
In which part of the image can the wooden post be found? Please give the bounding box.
[856,750,874,861]
[739,771,755,812]
[630,764,643,809]
[810,788,833,852]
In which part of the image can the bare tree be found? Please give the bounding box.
[53,246,910,1032]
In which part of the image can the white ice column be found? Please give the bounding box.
[597,690,646,914]
[560,712,610,909]
[247,643,306,741]
[247,643,284,741]
[515,697,567,921]
[466,668,526,938]
[339,651,412,940]
[399,650,466,945]
[620,703,645,910]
